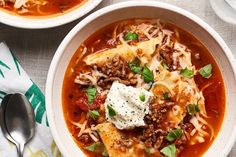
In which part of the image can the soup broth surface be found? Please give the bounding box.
[62,19,225,157]
[0,0,87,17]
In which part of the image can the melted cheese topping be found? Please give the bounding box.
[104,82,153,130]
[84,33,163,66]
[83,22,210,145]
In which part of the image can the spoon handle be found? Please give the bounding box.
[16,143,24,157]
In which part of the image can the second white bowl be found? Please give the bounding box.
[0,0,102,29]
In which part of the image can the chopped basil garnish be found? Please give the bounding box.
[139,93,145,102]
[129,59,154,83]
[145,147,151,155]
[87,87,96,105]
[186,104,200,116]
[124,32,138,41]
[199,64,212,79]
[142,65,154,83]
[107,105,116,117]
[129,58,142,74]
[85,142,100,152]
[163,92,170,100]
[85,142,107,156]
[180,68,194,78]
[89,110,100,120]
[160,144,176,157]
[130,65,142,74]
[102,147,108,157]
[162,63,170,70]
[166,129,183,142]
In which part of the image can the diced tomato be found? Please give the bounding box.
[75,93,106,111]
[75,97,88,111]
[90,94,106,110]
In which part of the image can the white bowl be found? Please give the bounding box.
[210,0,236,25]
[46,1,236,157]
[0,0,102,29]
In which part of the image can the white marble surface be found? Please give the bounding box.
[0,0,236,156]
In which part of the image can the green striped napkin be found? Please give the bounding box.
[0,42,61,157]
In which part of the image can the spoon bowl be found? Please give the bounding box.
[0,94,15,143]
[0,93,36,157]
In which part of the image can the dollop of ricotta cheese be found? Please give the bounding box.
[104,81,153,130]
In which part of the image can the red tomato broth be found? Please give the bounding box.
[168,24,225,156]
[62,19,225,157]
[0,0,87,17]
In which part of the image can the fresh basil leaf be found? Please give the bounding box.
[199,64,212,79]
[180,68,194,78]
[129,64,142,74]
[107,105,116,117]
[160,144,176,157]
[129,58,142,74]
[139,93,145,102]
[130,65,142,74]
[85,142,107,156]
[166,129,183,142]
[186,104,200,116]
[145,147,151,155]
[84,142,100,152]
[131,57,141,65]
[89,110,100,120]
[102,149,108,157]
[87,87,96,105]
[162,63,170,70]
[124,32,138,41]
[102,144,108,157]
[163,92,170,100]
[142,65,154,83]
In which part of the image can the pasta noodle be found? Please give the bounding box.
[62,19,225,157]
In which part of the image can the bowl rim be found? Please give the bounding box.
[46,1,236,157]
[0,0,103,29]
[209,0,236,25]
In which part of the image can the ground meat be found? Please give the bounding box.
[78,134,91,144]
[181,122,194,134]
[136,99,194,153]
[154,136,164,149]
[103,77,131,85]
[160,48,173,66]
[146,102,174,128]
[175,133,187,146]
[137,101,174,149]
[170,121,194,150]
[97,56,137,88]
[100,56,130,78]
[139,124,166,149]
[138,33,149,42]
[113,137,134,152]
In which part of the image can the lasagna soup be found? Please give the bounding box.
[0,0,87,17]
[62,19,225,157]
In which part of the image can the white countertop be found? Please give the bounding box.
[0,0,235,156]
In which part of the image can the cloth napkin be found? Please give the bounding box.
[0,42,62,157]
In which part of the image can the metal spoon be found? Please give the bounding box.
[0,94,15,144]
[0,93,36,157]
